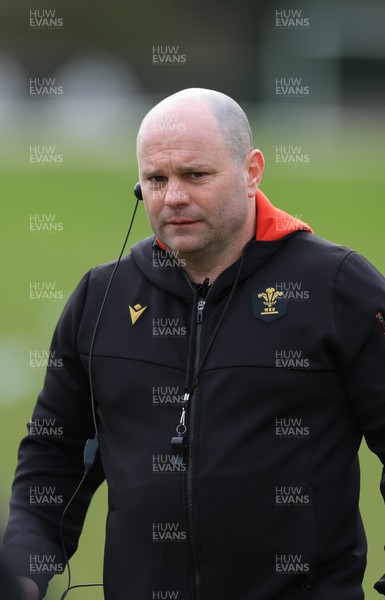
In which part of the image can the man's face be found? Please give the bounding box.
[137,101,257,260]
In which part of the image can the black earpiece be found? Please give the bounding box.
[134,182,143,200]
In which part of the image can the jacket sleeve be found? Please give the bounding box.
[334,251,385,594]
[1,271,105,599]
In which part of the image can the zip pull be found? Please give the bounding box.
[197,300,206,323]
[171,393,189,464]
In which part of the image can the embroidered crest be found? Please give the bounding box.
[251,287,288,323]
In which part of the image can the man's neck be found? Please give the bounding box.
[184,265,227,285]
[170,213,256,284]
[183,245,247,284]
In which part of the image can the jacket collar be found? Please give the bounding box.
[254,189,313,241]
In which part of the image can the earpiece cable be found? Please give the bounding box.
[58,194,140,598]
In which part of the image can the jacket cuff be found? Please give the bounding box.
[374,574,385,595]
[2,540,65,599]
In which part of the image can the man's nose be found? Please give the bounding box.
[163,180,190,207]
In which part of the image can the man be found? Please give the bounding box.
[3,88,385,599]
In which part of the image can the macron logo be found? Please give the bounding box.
[129,303,148,326]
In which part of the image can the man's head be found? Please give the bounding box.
[136,88,265,278]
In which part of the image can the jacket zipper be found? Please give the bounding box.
[177,254,246,598]
[183,273,210,600]
[179,256,245,598]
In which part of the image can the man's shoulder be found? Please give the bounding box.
[295,231,352,253]
[290,231,354,264]
[289,232,384,282]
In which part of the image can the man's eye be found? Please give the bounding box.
[150,176,166,183]
[191,172,206,178]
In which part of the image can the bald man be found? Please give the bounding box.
[3,89,385,600]
[136,89,264,285]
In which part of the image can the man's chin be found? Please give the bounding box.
[166,243,200,257]
[160,234,203,257]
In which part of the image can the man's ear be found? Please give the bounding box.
[245,149,265,198]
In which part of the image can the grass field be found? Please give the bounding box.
[1,111,385,598]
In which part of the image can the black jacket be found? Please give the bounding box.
[3,205,385,599]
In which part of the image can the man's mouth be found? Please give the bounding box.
[167,219,200,226]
